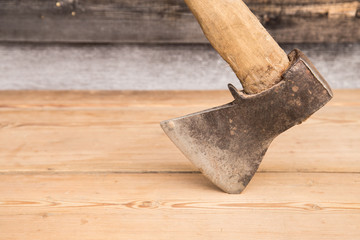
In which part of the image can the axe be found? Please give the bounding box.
[160,0,333,193]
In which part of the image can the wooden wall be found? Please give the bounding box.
[0,0,359,43]
[0,0,358,90]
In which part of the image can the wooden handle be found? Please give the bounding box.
[184,0,290,94]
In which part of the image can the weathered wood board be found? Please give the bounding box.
[0,0,359,43]
[0,43,359,90]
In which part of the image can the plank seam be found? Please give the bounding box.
[0,171,359,175]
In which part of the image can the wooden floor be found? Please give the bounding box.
[0,90,359,239]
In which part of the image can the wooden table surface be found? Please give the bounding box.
[0,90,359,239]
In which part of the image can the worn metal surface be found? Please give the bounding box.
[161,49,333,194]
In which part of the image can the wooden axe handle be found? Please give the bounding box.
[184,0,290,94]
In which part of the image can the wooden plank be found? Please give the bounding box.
[0,0,359,43]
[0,89,359,107]
[0,172,359,239]
[0,90,358,173]
[0,89,358,239]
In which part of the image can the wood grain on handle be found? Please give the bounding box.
[184,0,290,94]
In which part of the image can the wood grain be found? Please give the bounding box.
[0,90,358,173]
[0,173,359,239]
[0,90,359,239]
[0,0,359,43]
[184,0,289,93]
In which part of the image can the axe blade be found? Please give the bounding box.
[161,49,333,194]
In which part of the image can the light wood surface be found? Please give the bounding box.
[0,0,359,43]
[0,90,359,239]
[1,173,360,239]
[184,0,289,93]
[0,90,359,173]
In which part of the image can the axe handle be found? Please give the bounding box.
[184,0,290,94]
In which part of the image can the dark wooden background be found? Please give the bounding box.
[0,0,359,90]
[1,0,359,43]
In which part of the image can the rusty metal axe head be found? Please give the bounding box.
[161,50,333,194]
[160,0,333,193]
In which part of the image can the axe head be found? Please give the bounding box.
[160,49,333,194]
